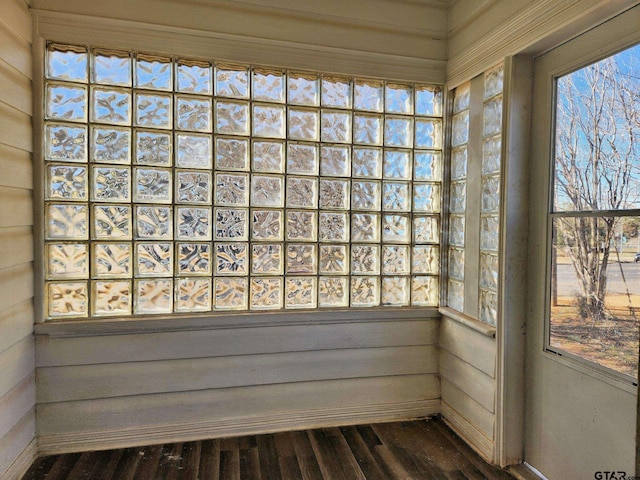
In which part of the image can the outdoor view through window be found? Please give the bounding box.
[550,42,640,379]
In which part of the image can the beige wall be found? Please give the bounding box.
[0,0,36,477]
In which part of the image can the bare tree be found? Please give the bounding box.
[554,54,640,321]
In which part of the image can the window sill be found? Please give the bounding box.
[438,307,496,338]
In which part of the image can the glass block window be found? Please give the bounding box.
[43,42,443,319]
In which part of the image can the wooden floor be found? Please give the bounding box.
[22,418,513,480]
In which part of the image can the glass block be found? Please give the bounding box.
[413,216,439,244]
[177,59,212,94]
[286,244,317,274]
[351,181,380,211]
[480,289,498,325]
[91,166,130,202]
[352,147,382,178]
[92,280,131,316]
[482,136,501,175]
[251,210,283,241]
[321,77,352,109]
[287,211,317,241]
[351,245,380,275]
[382,276,410,306]
[385,84,413,114]
[253,104,286,138]
[175,278,212,312]
[46,204,88,240]
[384,117,413,148]
[321,110,351,143]
[253,141,284,173]
[135,130,172,166]
[383,182,410,212]
[93,205,131,240]
[135,242,173,277]
[47,281,88,318]
[215,173,249,206]
[253,69,285,103]
[46,164,87,200]
[135,206,172,240]
[251,175,284,208]
[382,245,409,275]
[215,208,248,240]
[450,182,466,213]
[484,96,503,137]
[351,213,380,243]
[448,280,464,312]
[288,72,319,106]
[285,277,317,309]
[46,243,88,279]
[250,278,283,310]
[451,111,469,147]
[214,277,248,310]
[176,133,212,169]
[47,44,87,82]
[383,150,412,180]
[481,176,501,213]
[319,179,350,210]
[251,244,283,275]
[412,276,438,306]
[318,276,349,307]
[91,127,130,164]
[484,64,504,99]
[91,87,131,125]
[93,243,132,278]
[216,137,249,171]
[351,276,380,307]
[176,207,212,240]
[45,123,87,162]
[215,243,248,275]
[135,54,172,90]
[215,100,250,135]
[414,151,441,181]
[134,279,173,314]
[176,95,212,133]
[46,83,87,122]
[320,145,350,177]
[382,214,410,243]
[286,177,317,209]
[413,183,441,213]
[353,114,382,145]
[415,85,443,117]
[134,168,172,203]
[177,243,211,275]
[288,107,319,141]
[93,49,131,86]
[451,146,468,180]
[480,253,499,290]
[411,245,440,275]
[287,143,319,175]
[448,247,465,280]
[481,215,500,252]
[453,82,470,113]
[415,118,442,149]
[449,215,465,247]
[215,64,249,99]
[319,245,348,274]
[319,212,348,242]
[135,93,172,129]
[176,170,212,204]
[354,79,383,112]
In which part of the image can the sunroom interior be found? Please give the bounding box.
[1,1,640,479]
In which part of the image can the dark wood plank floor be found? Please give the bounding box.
[22,418,514,480]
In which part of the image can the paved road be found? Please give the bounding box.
[555,262,640,295]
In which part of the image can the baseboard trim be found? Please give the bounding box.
[38,399,441,455]
[441,401,494,462]
[508,463,550,480]
[0,439,37,480]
